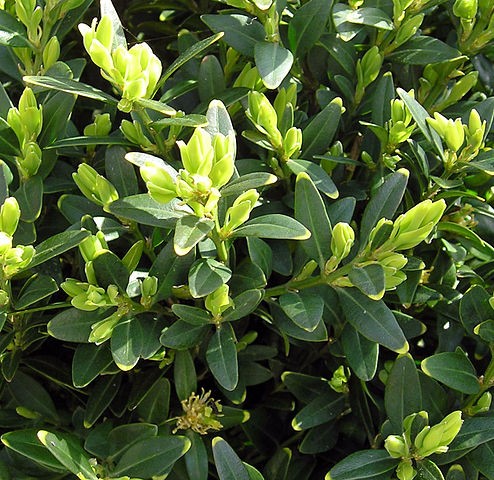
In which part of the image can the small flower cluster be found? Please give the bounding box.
[79,15,162,112]
[174,389,223,435]
[0,198,35,307]
[7,88,43,179]
[385,410,463,480]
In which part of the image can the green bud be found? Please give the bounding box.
[396,460,416,480]
[210,133,236,187]
[453,0,478,18]
[384,434,409,458]
[0,233,12,256]
[283,127,302,159]
[0,289,9,308]
[357,46,383,89]
[61,278,88,298]
[247,91,283,148]
[84,113,112,137]
[383,199,446,251]
[0,197,20,237]
[178,128,214,177]
[394,14,424,47]
[415,411,463,457]
[205,284,234,317]
[95,15,114,51]
[141,275,158,298]
[222,189,260,235]
[140,161,177,204]
[18,141,42,177]
[233,63,262,90]
[43,36,60,71]
[73,164,119,207]
[368,218,394,250]
[79,233,108,263]
[329,365,350,393]
[464,108,486,150]
[427,113,465,152]
[89,310,122,344]
[120,119,154,149]
[331,222,355,260]
[3,245,35,278]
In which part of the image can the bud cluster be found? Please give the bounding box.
[385,410,463,480]
[7,88,43,178]
[426,109,486,171]
[246,91,302,161]
[355,46,383,105]
[79,16,162,112]
[453,0,494,54]
[0,198,34,305]
[205,284,234,321]
[140,127,236,217]
[72,164,119,210]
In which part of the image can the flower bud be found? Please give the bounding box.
[73,164,119,207]
[394,14,424,47]
[247,91,283,148]
[396,460,416,480]
[95,15,114,51]
[222,189,259,234]
[0,197,20,237]
[61,278,88,298]
[384,199,446,251]
[3,245,35,278]
[0,289,9,308]
[283,127,302,159]
[79,233,108,263]
[178,128,214,177]
[89,311,122,344]
[43,36,60,71]
[331,222,355,260]
[384,434,409,458]
[18,141,42,177]
[84,113,112,137]
[453,0,478,19]
[358,46,383,88]
[140,162,177,204]
[0,232,13,255]
[427,113,465,152]
[415,411,463,457]
[142,274,157,295]
[329,365,350,393]
[205,284,233,317]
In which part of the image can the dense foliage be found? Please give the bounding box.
[0,0,493,478]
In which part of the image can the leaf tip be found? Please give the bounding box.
[37,430,49,446]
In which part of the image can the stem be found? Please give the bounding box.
[263,262,355,298]
[463,346,494,411]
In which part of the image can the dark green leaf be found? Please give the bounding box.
[232,214,310,240]
[14,175,43,223]
[288,0,333,57]
[23,75,118,103]
[201,14,264,57]
[385,354,422,431]
[341,324,379,381]
[15,274,58,309]
[108,195,188,228]
[415,459,445,480]
[111,435,191,477]
[206,323,238,391]
[92,250,130,292]
[29,230,90,269]
[160,321,209,350]
[174,349,197,400]
[174,215,215,256]
[222,289,263,322]
[221,173,278,196]
[338,288,408,353]
[325,450,398,479]
[255,42,293,90]
[1,429,65,472]
[136,378,171,424]
[289,159,339,199]
[111,317,144,371]
[301,101,342,161]
[72,343,114,388]
[388,36,462,65]
[198,55,226,102]
[279,291,324,332]
[37,431,98,480]
[48,308,104,343]
[421,351,480,394]
[292,392,346,430]
[0,11,30,47]
[212,437,250,480]
[172,304,212,325]
[360,168,409,245]
[84,374,122,428]
[188,258,232,298]
[348,264,385,300]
